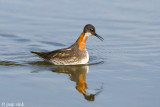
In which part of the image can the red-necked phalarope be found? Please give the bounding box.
[31,24,103,65]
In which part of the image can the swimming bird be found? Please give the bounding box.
[31,24,103,65]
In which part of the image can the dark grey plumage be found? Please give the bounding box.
[31,42,88,65]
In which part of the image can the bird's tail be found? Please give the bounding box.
[31,51,50,60]
[31,51,40,54]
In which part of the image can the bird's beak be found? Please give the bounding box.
[94,33,104,41]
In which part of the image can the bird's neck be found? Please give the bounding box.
[77,31,88,51]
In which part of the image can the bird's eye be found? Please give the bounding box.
[90,29,94,31]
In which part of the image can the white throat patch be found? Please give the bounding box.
[84,32,92,37]
[83,32,92,40]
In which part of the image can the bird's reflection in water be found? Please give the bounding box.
[52,65,101,101]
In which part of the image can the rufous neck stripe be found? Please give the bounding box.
[77,32,88,51]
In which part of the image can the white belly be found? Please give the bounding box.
[80,51,89,64]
